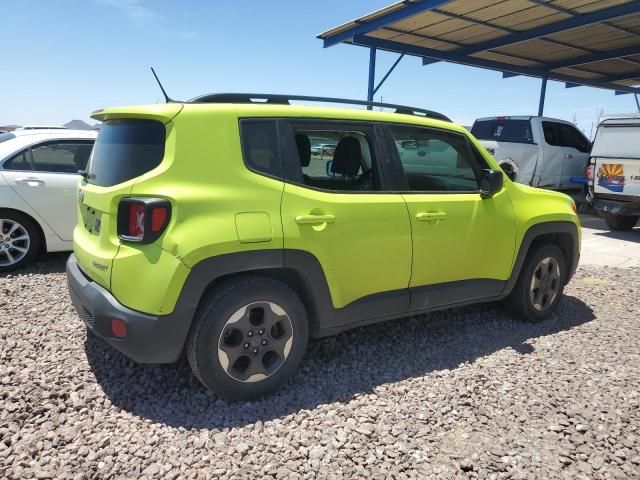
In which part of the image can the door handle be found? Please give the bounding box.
[17,177,44,186]
[295,214,336,225]
[564,153,574,159]
[416,211,447,221]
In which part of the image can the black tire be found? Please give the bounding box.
[604,213,638,231]
[0,210,41,273]
[186,275,309,400]
[503,243,566,322]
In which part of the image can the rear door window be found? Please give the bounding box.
[87,119,165,187]
[471,119,534,144]
[542,121,590,153]
[556,124,591,153]
[284,122,380,192]
[31,141,94,173]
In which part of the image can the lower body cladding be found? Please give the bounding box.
[66,255,194,363]
[66,221,579,365]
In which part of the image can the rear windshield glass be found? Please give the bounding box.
[471,119,534,144]
[87,119,165,187]
[592,125,640,159]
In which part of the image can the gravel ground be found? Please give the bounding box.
[1,254,639,480]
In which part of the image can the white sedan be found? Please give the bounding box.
[0,129,96,271]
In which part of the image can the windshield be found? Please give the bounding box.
[592,124,640,159]
[471,119,534,144]
[87,119,165,187]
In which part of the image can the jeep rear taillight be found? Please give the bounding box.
[128,203,145,240]
[118,198,171,244]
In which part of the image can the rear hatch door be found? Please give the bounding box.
[74,104,181,288]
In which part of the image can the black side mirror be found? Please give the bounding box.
[326,160,333,176]
[480,169,504,198]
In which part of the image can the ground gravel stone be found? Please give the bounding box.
[1,253,639,479]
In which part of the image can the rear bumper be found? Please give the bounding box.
[66,254,193,363]
[591,197,640,216]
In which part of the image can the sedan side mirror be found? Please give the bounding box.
[480,169,504,198]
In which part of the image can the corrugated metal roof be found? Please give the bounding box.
[319,0,640,94]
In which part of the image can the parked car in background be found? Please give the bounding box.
[0,129,96,271]
[310,142,337,157]
[471,116,591,190]
[586,114,640,231]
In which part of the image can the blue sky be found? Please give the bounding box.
[2,0,638,137]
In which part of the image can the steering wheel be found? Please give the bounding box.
[357,168,374,191]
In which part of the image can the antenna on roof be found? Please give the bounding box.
[150,67,176,103]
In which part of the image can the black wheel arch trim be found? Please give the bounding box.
[503,220,579,296]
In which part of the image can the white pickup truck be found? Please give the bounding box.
[586,114,640,231]
[470,116,591,190]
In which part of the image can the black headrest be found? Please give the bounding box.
[295,134,311,167]
[331,136,361,177]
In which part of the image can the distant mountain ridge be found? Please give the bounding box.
[63,119,95,130]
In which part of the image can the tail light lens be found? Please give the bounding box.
[585,163,595,182]
[118,198,171,244]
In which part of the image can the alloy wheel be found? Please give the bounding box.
[0,219,30,268]
[217,301,294,383]
[529,257,561,311]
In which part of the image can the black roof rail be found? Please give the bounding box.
[187,93,451,122]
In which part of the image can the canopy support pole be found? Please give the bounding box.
[373,53,405,96]
[367,47,377,110]
[635,93,640,112]
[538,76,548,116]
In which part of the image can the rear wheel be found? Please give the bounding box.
[0,212,40,272]
[187,276,309,400]
[503,243,566,322]
[604,213,638,231]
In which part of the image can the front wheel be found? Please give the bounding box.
[0,212,41,273]
[604,213,638,231]
[503,243,566,322]
[187,276,309,400]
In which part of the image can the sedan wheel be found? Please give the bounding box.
[0,219,31,268]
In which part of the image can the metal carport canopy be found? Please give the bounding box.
[318,0,640,115]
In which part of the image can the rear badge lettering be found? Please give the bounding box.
[92,261,108,272]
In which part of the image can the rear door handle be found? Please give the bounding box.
[416,212,447,221]
[564,153,574,159]
[17,177,44,186]
[295,214,336,225]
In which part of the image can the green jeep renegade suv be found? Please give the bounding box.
[67,94,580,400]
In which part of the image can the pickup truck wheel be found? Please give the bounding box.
[503,243,566,322]
[604,213,638,231]
[0,212,40,273]
[187,276,309,400]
